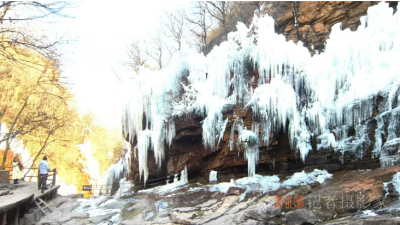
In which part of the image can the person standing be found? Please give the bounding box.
[12,157,23,184]
[38,156,51,190]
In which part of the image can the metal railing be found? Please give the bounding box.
[79,182,134,197]
[6,166,39,181]
[6,166,57,193]
[137,173,182,187]
[37,169,57,193]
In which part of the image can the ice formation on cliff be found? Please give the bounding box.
[393,172,400,196]
[122,2,400,183]
[209,170,217,182]
[237,125,260,177]
[102,141,132,195]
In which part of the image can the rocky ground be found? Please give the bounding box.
[35,166,400,224]
[37,194,127,225]
[120,166,400,225]
[36,194,88,225]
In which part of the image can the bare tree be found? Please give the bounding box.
[0,2,74,22]
[205,1,235,33]
[146,32,164,70]
[124,40,147,74]
[186,2,213,49]
[0,2,76,67]
[161,10,185,52]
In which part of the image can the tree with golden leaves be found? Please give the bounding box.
[0,51,71,170]
[0,1,76,170]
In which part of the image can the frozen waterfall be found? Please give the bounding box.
[122,2,400,183]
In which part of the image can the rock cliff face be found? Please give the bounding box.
[128,1,399,185]
[269,1,398,54]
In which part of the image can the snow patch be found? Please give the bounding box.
[282,169,333,189]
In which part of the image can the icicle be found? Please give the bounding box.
[244,147,259,177]
[317,132,337,150]
[237,126,259,177]
[137,129,152,184]
[209,170,218,182]
[251,122,260,138]
[202,97,232,151]
[373,115,385,158]
[124,141,132,178]
[230,118,243,151]
[180,165,188,185]
[217,118,229,148]
[106,159,126,190]
[246,75,299,150]
[152,116,165,169]
[392,172,400,196]
[167,120,176,147]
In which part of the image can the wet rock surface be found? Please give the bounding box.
[88,211,119,224]
[119,166,400,225]
[30,167,400,224]
[37,195,124,225]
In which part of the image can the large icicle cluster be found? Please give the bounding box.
[123,2,400,182]
[237,124,260,177]
[106,141,132,191]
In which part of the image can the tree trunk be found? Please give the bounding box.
[0,101,28,170]
[0,139,11,170]
[23,131,52,178]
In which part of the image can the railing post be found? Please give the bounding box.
[52,169,56,187]
[29,168,34,182]
[37,170,40,190]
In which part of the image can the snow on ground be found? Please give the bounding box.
[282,169,333,189]
[143,169,332,199]
[207,169,331,196]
